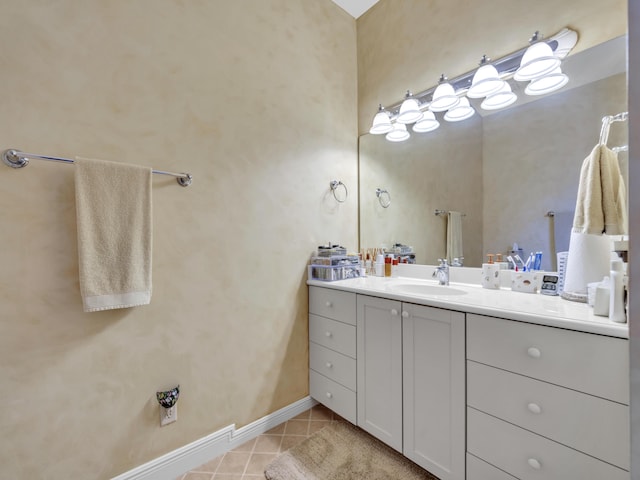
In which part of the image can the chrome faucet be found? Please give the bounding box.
[433,258,450,286]
[451,257,464,267]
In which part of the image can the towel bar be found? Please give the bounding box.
[2,148,193,187]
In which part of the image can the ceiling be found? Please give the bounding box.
[331,0,379,18]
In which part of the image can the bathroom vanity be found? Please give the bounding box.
[307,271,629,480]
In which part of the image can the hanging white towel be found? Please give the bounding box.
[573,144,627,235]
[74,157,153,312]
[563,144,626,300]
[446,211,463,264]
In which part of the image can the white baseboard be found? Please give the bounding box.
[112,396,317,480]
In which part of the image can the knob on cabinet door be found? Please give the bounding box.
[527,458,542,470]
[527,403,542,414]
[527,347,541,358]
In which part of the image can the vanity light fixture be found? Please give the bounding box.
[396,91,424,124]
[368,27,578,143]
[386,122,410,142]
[413,111,440,132]
[513,32,561,81]
[466,56,505,99]
[444,97,475,122]
[524,67,569,96]
[481,82,518,110]
[369,104,394,134]
[430,75,460,112]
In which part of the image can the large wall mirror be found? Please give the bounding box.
[359,36,628,270]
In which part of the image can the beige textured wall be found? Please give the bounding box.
[0,1,357,478]
[357,0,627,134]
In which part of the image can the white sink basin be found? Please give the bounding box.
[389,283,468,296]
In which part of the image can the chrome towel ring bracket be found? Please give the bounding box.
[329,180,348,203]
[376,188,391,208]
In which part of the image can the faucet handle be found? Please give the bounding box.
[437,258,448,266]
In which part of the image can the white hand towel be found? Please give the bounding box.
[572,144,627,235]
[74,157,152,312]
[446,211,463,264]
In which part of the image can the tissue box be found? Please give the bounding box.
[511,271,541,294]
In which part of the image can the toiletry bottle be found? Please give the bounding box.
[375,254,385,277]
[391,258,399,277]
[365,253,372,276]
[385,255,392,277]
[609,260,626,323]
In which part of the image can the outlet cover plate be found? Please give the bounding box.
[160,405,177,426]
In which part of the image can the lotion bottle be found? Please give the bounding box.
[609,260,626,323]
[375,254,385,277]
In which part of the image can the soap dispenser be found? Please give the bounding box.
[609,260,626,323]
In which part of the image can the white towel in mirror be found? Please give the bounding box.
[446,211,463,265]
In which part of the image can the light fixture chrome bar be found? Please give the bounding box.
[2,148,193,187]
[382,27,578,118]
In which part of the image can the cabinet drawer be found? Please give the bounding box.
[467,408,630,480]
[467,453,517,480]
[309,314,356,357]
[467,361,629,469]
[310,342,356,390]
[309,287,356,325]
[467,314,629,404]
[310,370,356,424]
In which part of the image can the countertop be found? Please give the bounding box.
[307,275,629,339]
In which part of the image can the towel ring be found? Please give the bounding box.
[329,180,348,203]
[376,188,391,208]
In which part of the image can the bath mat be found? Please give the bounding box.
[264,421,438,480]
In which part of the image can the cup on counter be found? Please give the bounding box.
[511,270,541,294]
[481,263,501,289]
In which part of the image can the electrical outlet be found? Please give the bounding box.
[160,405,177,426]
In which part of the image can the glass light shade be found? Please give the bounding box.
[369,109,393,134]
[524,68,569,96]
[386,123,410,142]
[413,111,440,132]
[514,42,561,81]
[444,97,475,122]
[467,64,505,99]
[396,95,423,124]
[430,82,460,112]
[481,83,517,110]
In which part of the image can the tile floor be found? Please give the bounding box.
[177,404,340,480]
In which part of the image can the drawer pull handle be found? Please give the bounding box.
[527,403,542,414]
[326,392,333,399]
[325,301,333,308]
[391,309,399,316]
[325,331,333,338]
[527,347,541,358]
[325,362,333,369]
[402,311,409,318]
[527,458,542,470]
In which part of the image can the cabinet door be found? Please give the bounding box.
[403,304,465,480]
[356,295,403,452]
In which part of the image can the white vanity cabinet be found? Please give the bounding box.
[466,313,630,480]
[308,280,630,480]
[356,295,403,451]
[402,303,465,480]
[308,286,357,424]
[356,294,466,480]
